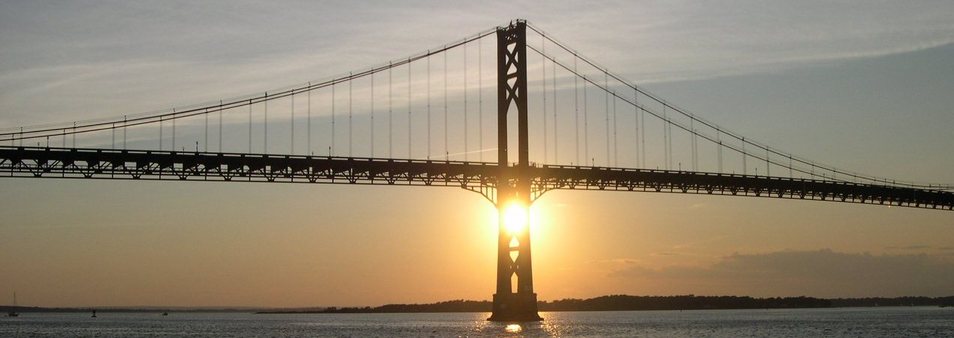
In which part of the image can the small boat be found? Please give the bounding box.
[161,312,169,316]
[91,309,97,318]
[6,292,18,317]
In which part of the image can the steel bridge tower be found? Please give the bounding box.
[489,20,542,322]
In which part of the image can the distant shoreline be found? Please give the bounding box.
[0,307,256,314]
[4,295,952,314]
[257,295,954,314]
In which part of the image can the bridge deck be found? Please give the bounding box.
[1,146,951,210]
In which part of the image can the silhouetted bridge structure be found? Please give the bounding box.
[2,146,951,209]
[2,20,951,321]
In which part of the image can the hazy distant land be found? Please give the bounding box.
[260,295,954,314]
[4,295,952,315]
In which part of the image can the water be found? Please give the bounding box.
[2,307,952,337]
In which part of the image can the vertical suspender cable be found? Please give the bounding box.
[694,121,699,170]
[248,99,253,153]
[633,88,639,167]
[307,85,311,155]
[640,94,646,167]
[332,83,336,155]
[205,106,209,152]
[443,48,448,160]
[542,35,548,164]
[389,64,393,158]
[583,72,589,165]
[667,105,673,170]
[478,38,483,162]
[604,73,610,166]
[464,42,468,161]
[552,49,558,164]
[690,118,696,171]
[408,58,412,158]
[111,123,115,149]
[123,115,127,150]
[264,92,268,154]
[574,58,580,165]
[662,104,668,170]
[789,155,793,177]
[667,107,673,169]
[291,91,295,154]
[172,108,176,151]
[717,130,723,173]
[219,100,223,153]
[371,71,375,157]
[613,89,619,166]
[427,52,431,159]
[668,106,673,170]
[349,74,353,157]
[742,137,747,174]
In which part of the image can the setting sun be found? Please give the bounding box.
[502,202,529,235]
[3,2,954,335]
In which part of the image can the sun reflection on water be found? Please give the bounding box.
[504,323,523,333]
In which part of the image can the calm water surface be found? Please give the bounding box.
[2,307,952,337]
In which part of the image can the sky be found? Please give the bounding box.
[1,1,953,307]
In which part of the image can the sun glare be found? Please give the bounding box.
[503,202,529,235]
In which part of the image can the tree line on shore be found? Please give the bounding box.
[6,295,951,314]
[304,295,954,314]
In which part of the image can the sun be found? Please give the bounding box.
[503,202,529,235]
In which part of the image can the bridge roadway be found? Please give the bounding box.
[1,146,951,210]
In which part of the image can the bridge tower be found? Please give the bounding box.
[489,20,542,322]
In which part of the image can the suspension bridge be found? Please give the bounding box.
[1,20,952,321]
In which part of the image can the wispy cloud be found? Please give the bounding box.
[555,0,954,83]
[2,1,954,124]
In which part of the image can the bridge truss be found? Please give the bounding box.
[3,146,951,210]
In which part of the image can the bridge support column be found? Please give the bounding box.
[489,20,542,322]
[489,189,541,322]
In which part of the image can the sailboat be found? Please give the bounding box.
[7,292,18,317]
